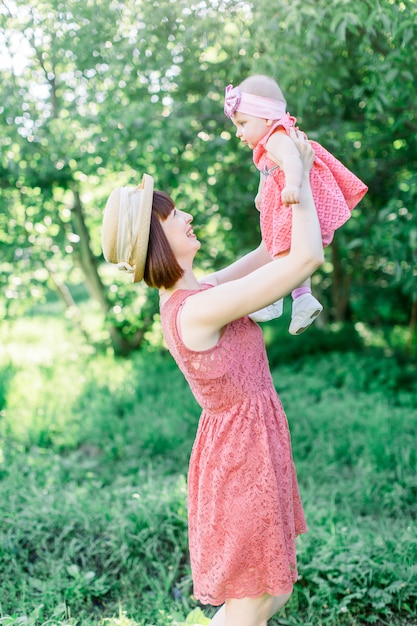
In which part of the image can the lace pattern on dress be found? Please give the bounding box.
[160,286,307,605]
[253,116,368,256]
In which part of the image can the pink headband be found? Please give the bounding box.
[224,84,286,120]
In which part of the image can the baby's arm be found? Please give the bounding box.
[266,131,304,205]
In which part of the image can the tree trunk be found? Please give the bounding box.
[69,187,146,356]
[407,300,417,356]
[70,187,112,313]
[45,261,91,343]
[330,237,352,322]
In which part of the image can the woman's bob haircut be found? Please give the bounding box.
[144,190,185,289]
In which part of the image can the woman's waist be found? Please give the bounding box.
[191,380,277,412]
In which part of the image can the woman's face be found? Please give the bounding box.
[160,207,200,262]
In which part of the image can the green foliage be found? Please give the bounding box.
[0,317,199,465]
[244,0,417,331]
[0,316,416,624]
[0,361,15,412]
[264,318,364,365]
[0,454,190,623]
[1,0,416,352]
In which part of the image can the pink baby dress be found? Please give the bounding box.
[160,286,307,606]
[253,114,368,257]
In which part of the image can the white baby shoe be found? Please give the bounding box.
[289,293,322,335]
[249,299,284,323]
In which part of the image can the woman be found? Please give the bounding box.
[101,137,323,626]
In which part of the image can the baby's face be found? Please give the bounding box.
[232,112,271,149]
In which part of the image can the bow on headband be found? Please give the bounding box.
[224,84,241,118]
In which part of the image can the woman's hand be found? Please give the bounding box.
[289,128,315,174]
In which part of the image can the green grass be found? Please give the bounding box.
[0,315,416,625]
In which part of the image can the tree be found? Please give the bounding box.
[0,0,250,354]
[244,0,417,342]
[1,0,416,354]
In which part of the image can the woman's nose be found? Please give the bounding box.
[181,210,192,222]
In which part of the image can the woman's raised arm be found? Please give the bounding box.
[180,138,324,351]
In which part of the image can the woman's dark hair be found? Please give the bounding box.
[144,190,185,289]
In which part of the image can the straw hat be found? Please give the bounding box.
[101,174,154,283]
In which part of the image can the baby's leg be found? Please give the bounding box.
[292,277,312,300]
[248,251,289,323]
[289,275,322,335]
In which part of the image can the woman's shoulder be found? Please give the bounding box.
[160,284,213,312]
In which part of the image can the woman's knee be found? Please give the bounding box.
[225,590,292,626]
[269,590,292,617]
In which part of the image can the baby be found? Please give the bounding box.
[224,74,368,334]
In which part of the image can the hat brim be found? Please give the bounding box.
[132,173,154,283]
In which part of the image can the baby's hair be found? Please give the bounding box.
[239,75,286,106]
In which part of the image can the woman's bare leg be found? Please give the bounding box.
[208,592,291,626]
[209,604,225,626]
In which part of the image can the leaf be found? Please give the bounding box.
[67,563,80,577]
[401,28,414,47]
[184,608,211,625]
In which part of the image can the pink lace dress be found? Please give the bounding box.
[160,286,307,606]
[253,114,368,257]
